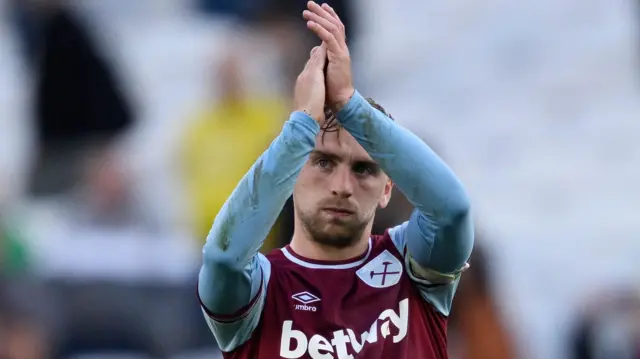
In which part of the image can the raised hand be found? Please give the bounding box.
[303,1,355,110]
[294,45,329,122]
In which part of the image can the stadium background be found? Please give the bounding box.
[0,0,639,358]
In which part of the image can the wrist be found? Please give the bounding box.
[294,109,321,122]
[331,88,356,112]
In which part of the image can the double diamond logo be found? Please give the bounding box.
[291,291,321,304]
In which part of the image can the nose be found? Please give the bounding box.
[330,166,353,199]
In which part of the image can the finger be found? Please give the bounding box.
[307,2,341,31]
[316,44,327,68]
[307,45,327,69]
[321,3,341,23]
[304,46,320,69]
[303,10,339,38]
[306,3,347,49]
[302,47,317,70]
[307,21,342,53]
[322,3,347,42]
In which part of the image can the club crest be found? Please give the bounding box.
[356,250,403,288]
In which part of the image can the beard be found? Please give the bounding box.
[298,207,372,249]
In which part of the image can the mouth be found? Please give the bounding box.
[322,207,355,217]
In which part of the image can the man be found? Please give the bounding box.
[198,2,474,358]
[28,2,134,197]
[180,46,286,244]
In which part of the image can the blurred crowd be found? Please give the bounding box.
[1,1,639,359]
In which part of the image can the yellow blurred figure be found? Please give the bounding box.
[180,53,287,252]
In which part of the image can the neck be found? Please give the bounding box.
[289,221,372,262]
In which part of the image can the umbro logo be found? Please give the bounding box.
[292,291,320,304]
[292,291,320,312]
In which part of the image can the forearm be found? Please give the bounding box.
[336,92,473,272]
[198,112,319,314]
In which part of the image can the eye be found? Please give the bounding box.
[353,164,374,176]
[318,158,330,168]
[315,157,333,170]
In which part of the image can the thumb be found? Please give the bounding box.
[303,50,315,70]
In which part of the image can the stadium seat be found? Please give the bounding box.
[171,348,222,359]
[66,352,152,359]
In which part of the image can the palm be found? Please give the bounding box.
[293,45,328,122]
[325,53,345,90]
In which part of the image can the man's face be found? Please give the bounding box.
[293,128,393,248]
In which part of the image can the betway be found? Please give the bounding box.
[280,298,409,359]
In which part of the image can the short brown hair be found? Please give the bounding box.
[321,98,393,137]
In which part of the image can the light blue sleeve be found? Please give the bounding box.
[336,92,474,316]
[200,255,271,352]
[198,112,320,351]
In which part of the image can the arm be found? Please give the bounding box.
[336,91,474,315]
[198,112,320,350]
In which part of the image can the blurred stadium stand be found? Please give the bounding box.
[0,0,639,358]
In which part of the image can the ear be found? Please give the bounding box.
[378,179,394,209]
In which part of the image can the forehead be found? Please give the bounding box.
[314,129,373,162]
